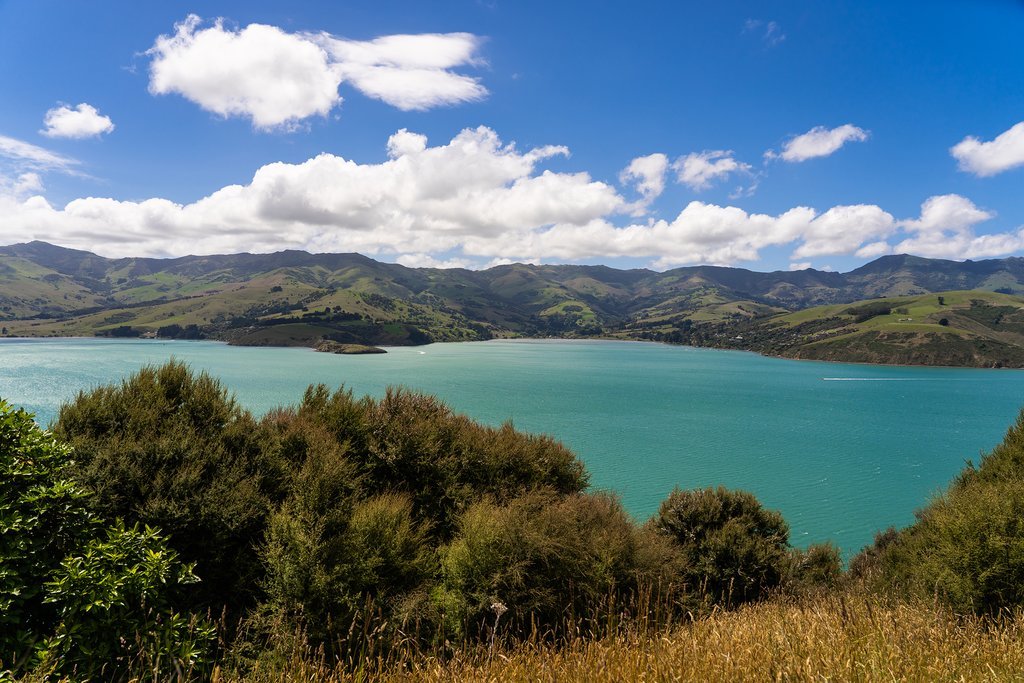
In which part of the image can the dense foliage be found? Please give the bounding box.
[651,486,840,605]
[0,400,211,679]
[54,361,286,612]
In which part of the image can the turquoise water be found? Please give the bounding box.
[2,337,1023,558]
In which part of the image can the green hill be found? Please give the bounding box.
[7,241,1024,366]
[643,290,1024,368]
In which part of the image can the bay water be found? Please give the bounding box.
[3,337,1022,559]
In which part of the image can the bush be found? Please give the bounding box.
[261,433,432,648]
[295,385,589,538]
[439,491,681,638]
[38,522,214,680]
[0,400,212,679]
[652,486,790,606]
[53,360,286,610]
[784,542,843,592]
[1,400,96,668]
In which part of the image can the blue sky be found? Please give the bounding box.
[1,0,1023,272]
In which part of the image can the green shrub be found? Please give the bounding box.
[439,491,680,638]
[784,542,843,592]
[652,486,790,606]
[263,489,432,649]
[38,522,214,680]
[1,400,96,669]
[295,385,589,538]
[0,399,212,679]
[53,360,286,610]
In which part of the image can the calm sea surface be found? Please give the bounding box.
[3,337,1022,558]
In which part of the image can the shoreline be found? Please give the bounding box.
[3,333,1021,371]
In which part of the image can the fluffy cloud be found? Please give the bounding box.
[854,241,893,259]
[498,203,818,269]
[619,153,668,214]
[475,200,897,269]
[892,194,1024,259]
[791,204,896,258]
[769,124,869,162]
[41,103,115,139]
[951,121,1024,177]
[315,32,487,111]
[0,127,620,258]
[146,15,486,129]
[4,127,1024,270]
[148,16,343,129]
[673,150,751,190]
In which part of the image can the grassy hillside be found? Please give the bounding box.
[642,290,1024,367]
[8,242,1024,365]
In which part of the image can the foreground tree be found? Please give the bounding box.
[53,361,286,611]
[0,400,212,679]
[653,486,791,605]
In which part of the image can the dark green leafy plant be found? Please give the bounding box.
[53,360,286,610]
[38,522,214,680]
[1,400,96,669]
[439,490,681,637]
[653,486,790,606]
[0,399,213,679]
[295,385,589,539]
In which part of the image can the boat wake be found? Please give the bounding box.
[822,377,930,381]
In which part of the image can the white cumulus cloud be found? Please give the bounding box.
[0,127,620,258]
[951,121,1024,177]
[673,150,752,191]
[619,153,668,214]
[146,15,487,130]
[148,15,343,130]
[5,126,1024,270]
[791,204,896,259]
[769,124,869,162]
[892,194,1023,259]
[41,103,115,139]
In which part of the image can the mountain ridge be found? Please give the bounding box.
[5,241,1024,366]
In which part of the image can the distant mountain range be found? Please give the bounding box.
[4,241,1024,366]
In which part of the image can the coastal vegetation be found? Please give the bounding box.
[7,241,1024,366]
[5,360,1024,679]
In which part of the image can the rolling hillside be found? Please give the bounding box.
[6,241,1024,366]
[636,290,1024,368]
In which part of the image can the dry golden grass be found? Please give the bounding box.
[211,594,1024,683]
